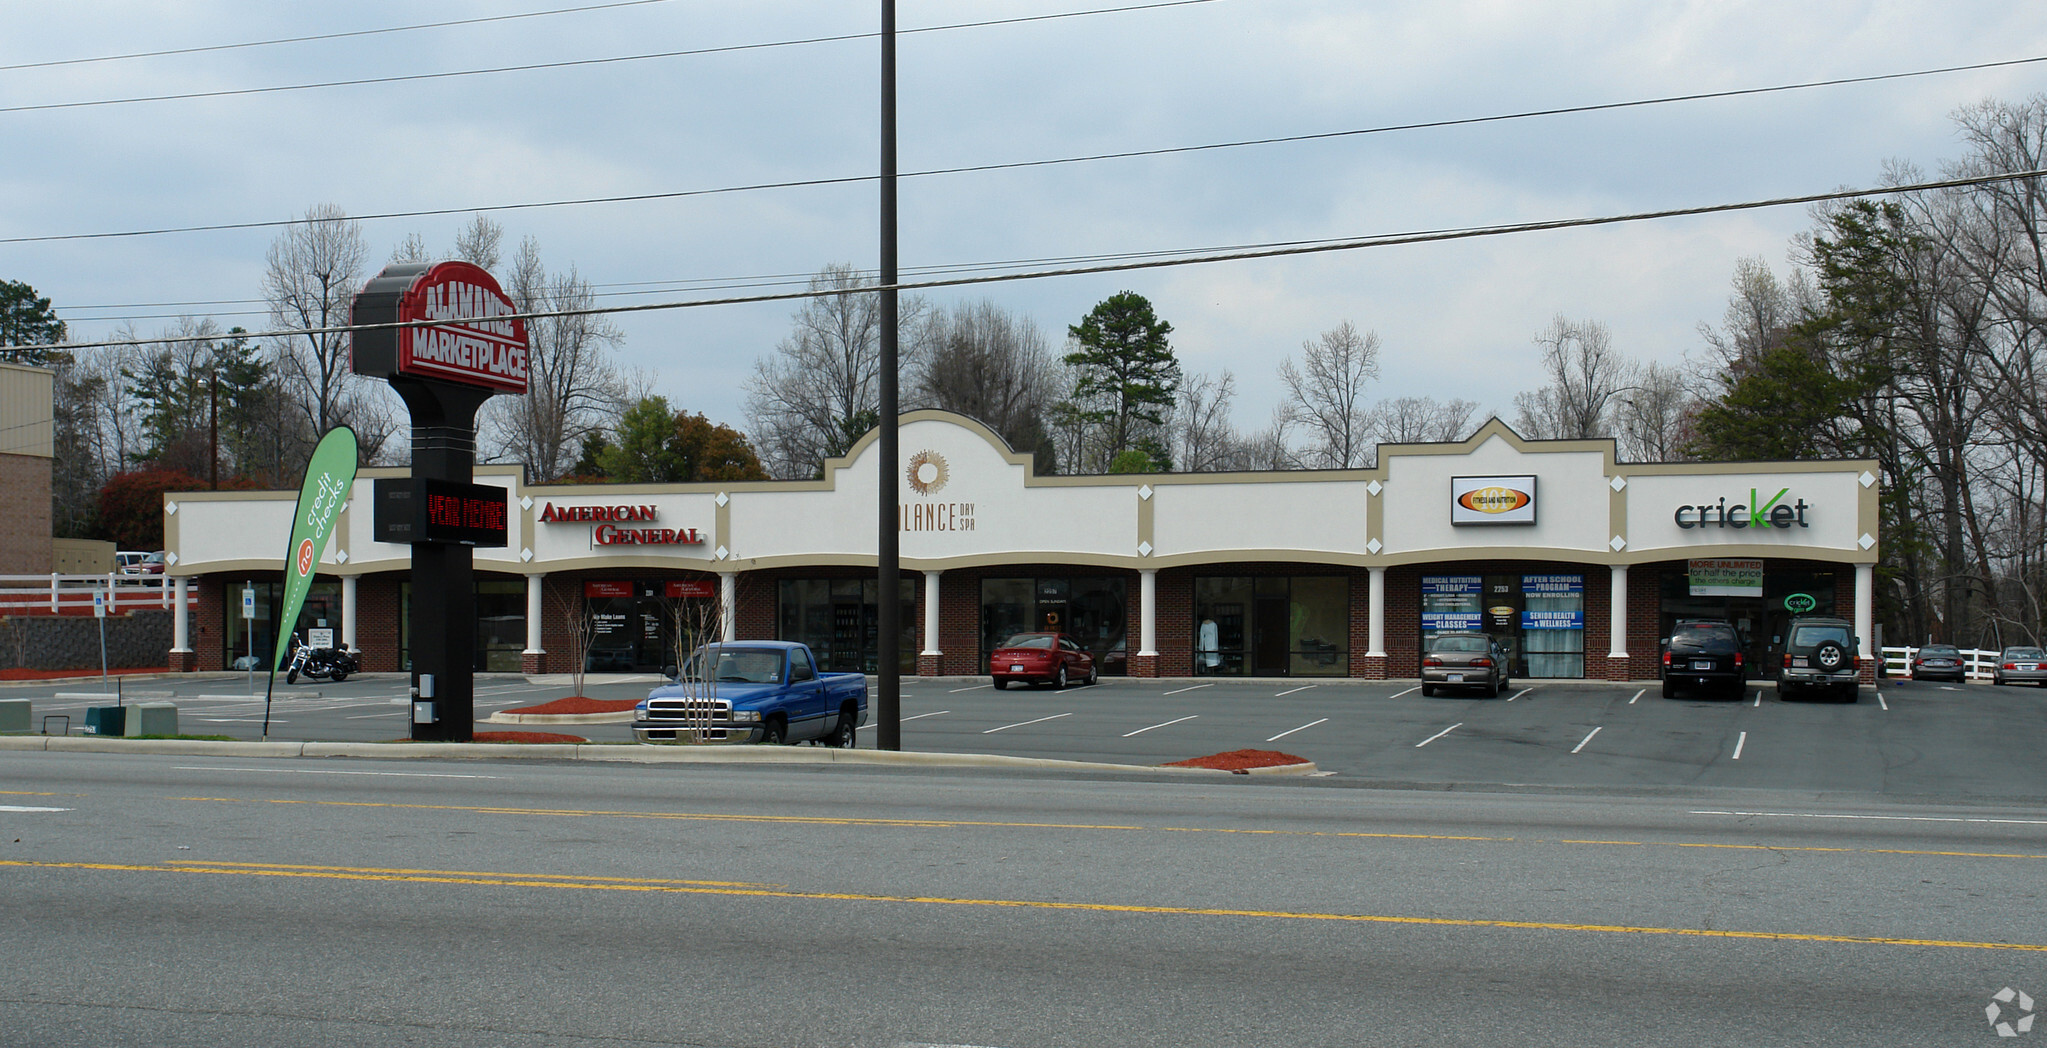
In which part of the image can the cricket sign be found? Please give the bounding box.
[350,260,529,394]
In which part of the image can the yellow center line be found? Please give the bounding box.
[168,795,2047,862]
[6,857,2042,953]
[161,859,782,889]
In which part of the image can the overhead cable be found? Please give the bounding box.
[47,167,2046,352]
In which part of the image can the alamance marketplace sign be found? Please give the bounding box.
[538,502,705,547]
[351,260,530,395]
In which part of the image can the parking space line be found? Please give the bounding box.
[1415,722,1462,748]
[1751,690,1761,707]
[1388,686,1420,698]
[1877,691,1889,710]
[1505,688,1532,701]
[1571,726,1603,754]
[900,710,950,722]
[949,683,993,693]
[345,712,407,719]
[1161,684,1213,696]
[1124,715,1198,737]
[1267,718,1327,742]
[983,713,1069,734]
[1273,684,1317,697]
[1628,689,1645,704]
[1732,730,1748,760]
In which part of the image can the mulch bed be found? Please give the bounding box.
[1162,749,1310,772]
[0,667,169,681]
[470,731,589,744]
[501,696,639,716]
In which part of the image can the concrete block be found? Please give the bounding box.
[123,702,178,737]
[0,698,27,733]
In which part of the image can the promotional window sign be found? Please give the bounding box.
[1451,475,1538,526]
[1688,558,1764,597]
[264,427,359,737]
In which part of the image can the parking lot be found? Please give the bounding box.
[11,671,2047,800]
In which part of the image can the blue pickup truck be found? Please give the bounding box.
[633,641,866,746]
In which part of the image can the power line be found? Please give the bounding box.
[45,168,2045,352]
[0,0,1227,115]
[0,0,681,73]
[7,49,2040,249]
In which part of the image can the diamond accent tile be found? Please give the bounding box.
[1137,541,1153,557]
[335,549,348,564]
[1859,471,1876,488]
[520,548,534,562]
[1609,475,1627,492]
[1366,480,1382,496]
[1859,533,1876,550]
[164,501,178,516]
[520,496,533,511]
[1138,484,1153,501]
[1366,538,1382,554]
[715,545,730,560]
[164,551,179,566]
[1610,535,1627,551]
[716,492,730,507]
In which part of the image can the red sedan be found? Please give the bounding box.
[990,633,1097,690]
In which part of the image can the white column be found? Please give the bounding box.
[523,574,546,656]
[341,575,359,651]
[170,577,192,653]
[1139,569,1159,657]
[1608,565,1629,659]
[720,572,738,642]
[1367,567,1386,658]
[921,570,943,656]
[1855,563,1875,674]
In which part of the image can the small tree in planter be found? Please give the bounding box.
[550,585,599,700]
[662,594,723,743]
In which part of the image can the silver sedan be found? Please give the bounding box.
[1992,646,2047,687]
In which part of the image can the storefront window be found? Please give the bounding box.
[777,577,915,673]
[1659,565,1836,670]
[981,576,1128,675]
[1192,575,1348,677]
[223,580,340,670]
[399,578,534,673]
[1520,574,1584,678]
[1421,573,1584,679]
[576,579,720,673]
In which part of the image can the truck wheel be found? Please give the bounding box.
[761,719,787,745]
[827,706,857,748]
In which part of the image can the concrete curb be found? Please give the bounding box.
[487,710,637,725]
[0,734,1316,776]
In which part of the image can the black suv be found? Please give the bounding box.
[1661,620,1746,699]
[1778,615,1860,702]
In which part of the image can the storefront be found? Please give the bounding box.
[159,411,1881,683]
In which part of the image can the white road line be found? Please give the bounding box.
[1273,684,1318,697]
[1571,726,1603,754]
[1388,686,1420,698]
[199,718,284,723]
[899,710,950,722]
[949,683,994,693]
[982,712,1070,734]
[0,805,70,812]
[1692,810,2047,826]
[1161,683,1213,696]
[344,712,408,719]
[1415,722,1462,748]
[1751,690,1761,707]
[1877,691,1889,710]
[1124,715,1199,737]
[1732,730,1748,760]
[1266,718,1327,742]
[1504,688,1532,701]
[1628,689,1645,704]
[172,767,502,778]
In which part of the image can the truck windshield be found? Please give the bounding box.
[684,647,783,684]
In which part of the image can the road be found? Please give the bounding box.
[5,732,2047,1046]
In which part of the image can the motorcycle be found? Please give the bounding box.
[284,632,361,684]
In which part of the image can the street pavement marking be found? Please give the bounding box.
[982,713,1070,734]
[900,710,950,722]
[1415,722,1462,747]
[173,767,502,779]
[1504,688,1532,701]
[0,805,69,812]
[1570,726,1602,754]
[1123,715,1198,737]
[345,712,408,719]
[949,683,993,693]
[1267,718,1327,742]
[1694,810,2047,827]
[1161,683,1213,696]
[1628,689,1645,704]
[9,857,2045,953]
[1388,686,1420,698]
[1751,690,1761,707]
[1273,685,1317,697]
[1877,691,1889,710]
[1732,730,1748,760]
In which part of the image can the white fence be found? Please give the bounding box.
[1879,645,2003,680]
[0,574,171,616]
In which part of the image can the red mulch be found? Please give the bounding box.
[502,695,639,716]
[1163,749,1310,772]
[471,731,589,744]
[0,667,169,681]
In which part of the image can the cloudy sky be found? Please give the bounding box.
[6,0,2045,444]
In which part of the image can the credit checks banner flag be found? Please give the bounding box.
[264,427,358,737]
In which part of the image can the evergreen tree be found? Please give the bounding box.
[1061,291,1180,471]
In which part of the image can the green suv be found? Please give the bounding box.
[1777,616,1861,702]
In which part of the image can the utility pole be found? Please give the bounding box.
[876,0,901,751]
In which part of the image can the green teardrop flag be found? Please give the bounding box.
[269,426,359,681]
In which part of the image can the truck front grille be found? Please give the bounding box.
[644,698,732,721]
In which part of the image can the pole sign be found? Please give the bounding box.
[350,261,529,394]
[241,586,256,620]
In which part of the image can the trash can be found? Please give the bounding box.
[84,706,126,736]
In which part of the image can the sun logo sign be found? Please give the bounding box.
[1989,987,2037,1037]
[907,450,949,496]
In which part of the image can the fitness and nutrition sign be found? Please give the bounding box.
[350,260,529,394]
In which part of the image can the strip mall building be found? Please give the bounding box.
[161,411,1880,683]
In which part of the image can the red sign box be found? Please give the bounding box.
[665,579,716,599]
[351,260,530,394]
[584,581,634,599]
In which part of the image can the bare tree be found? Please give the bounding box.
[1512,316,1635,440]
[910,299,1057,470]
[745,264,927,479]
[452,217,504,273]
[1171,370,1240,472]
[264,204,389,459]
[1611,361,1694,461]
[1279,321,1381,468]
[388,232,430,265]
[1368,395,1478,445]
[484,238,626,480]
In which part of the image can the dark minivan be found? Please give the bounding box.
[1662,620,1746,699]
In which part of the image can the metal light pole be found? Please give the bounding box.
[877,0,901,750]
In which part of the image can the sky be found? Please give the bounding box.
[5,0,2047,447]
